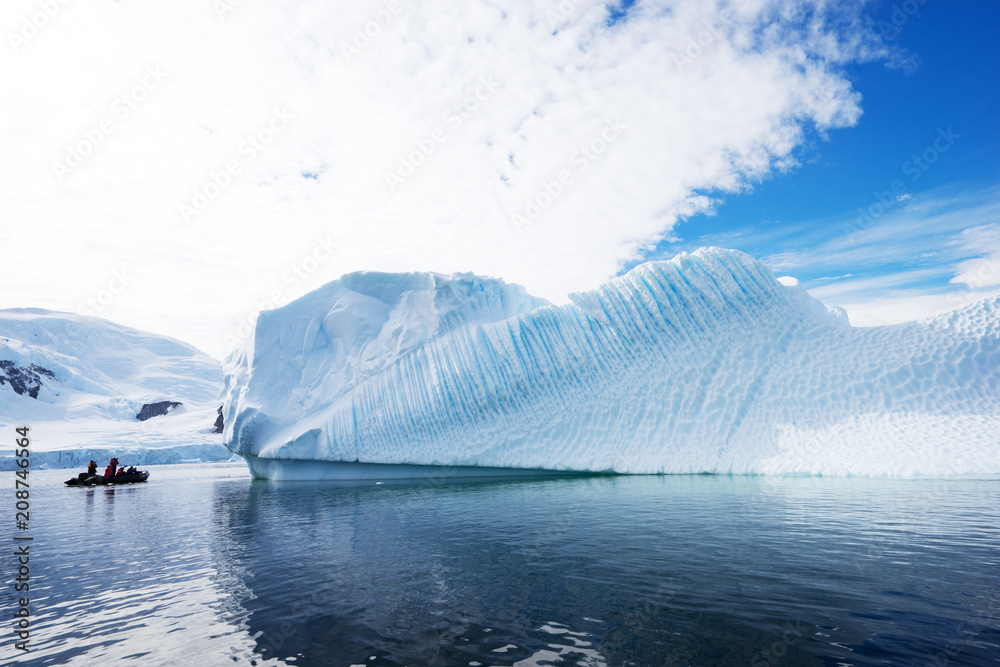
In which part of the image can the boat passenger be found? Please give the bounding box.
[87,460,97,476]
[117,466,128,476]
[126,466,138,475]
[104,458,119,477]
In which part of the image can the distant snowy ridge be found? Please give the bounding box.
[222,248,1000,478]
[0,309,219,418]
[0,309,227,469]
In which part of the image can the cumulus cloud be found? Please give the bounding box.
[949,224,1000,289]
[0,0,887,355]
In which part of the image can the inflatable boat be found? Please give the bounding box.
[65,471,149,486]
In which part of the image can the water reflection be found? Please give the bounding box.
[13,466,1000,666]
[18,466,278,666]
[207,474,1000,666]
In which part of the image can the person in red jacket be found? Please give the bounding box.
[104,457,119,477]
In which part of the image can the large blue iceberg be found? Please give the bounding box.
[222,248,1000,478]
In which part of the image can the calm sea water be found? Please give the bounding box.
[4,463,1000,666]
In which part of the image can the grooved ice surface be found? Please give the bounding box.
[222,249,1000,477]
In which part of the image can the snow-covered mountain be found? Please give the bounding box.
[0,309,229,469]
[222,248,1000,479]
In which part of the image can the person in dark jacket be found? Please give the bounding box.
[87,461,97,476]
[104,458,119,477]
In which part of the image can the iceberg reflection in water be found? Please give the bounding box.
[211,470,1000,666]
[18,464,1000,666]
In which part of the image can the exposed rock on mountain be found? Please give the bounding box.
[0,360,55,399]
[137,401,183,421]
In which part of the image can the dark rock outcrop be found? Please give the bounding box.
[213,406,224,433]
[0,361,55,399]
[136,401,182,421]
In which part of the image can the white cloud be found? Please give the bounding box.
[769,187,1000,325]
[806,268,949,301]
[951,255,1000,288]
[832,288,1000,327]
[949,224,1000,288]
[664,182,1000,326]
[0,0,886,356]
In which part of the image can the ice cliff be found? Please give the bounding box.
[222,248,1000,478]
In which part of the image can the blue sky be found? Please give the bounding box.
[635,0,1000,324]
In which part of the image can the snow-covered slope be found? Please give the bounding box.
[0,309,229,469]
[222,249,1000,478]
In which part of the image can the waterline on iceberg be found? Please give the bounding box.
[223,248,1000,479]
[241,454,598,481]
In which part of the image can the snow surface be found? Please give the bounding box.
[0,309,229,470]
[222,248,1000,478]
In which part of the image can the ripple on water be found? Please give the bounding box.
[8,464,1000,666]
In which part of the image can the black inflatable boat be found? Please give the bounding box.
[65,472,149,486]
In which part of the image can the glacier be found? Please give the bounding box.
[221,248,1000,479]
[0,309,230,470]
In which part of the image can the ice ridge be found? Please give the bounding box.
[222,248,1000,477]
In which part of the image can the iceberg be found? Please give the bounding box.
[221,248,1000,479]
